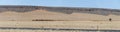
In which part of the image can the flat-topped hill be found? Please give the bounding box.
[0,5,119,21]
[0,5,120,15]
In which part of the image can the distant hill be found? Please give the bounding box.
[0,5,120,21]
[0,5,120,15]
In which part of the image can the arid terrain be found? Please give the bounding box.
[0,21,120,32]
[0,6,120,32]
[0,9,120,21]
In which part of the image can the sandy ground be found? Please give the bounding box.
[0,10,120,21]
[0,10,119,32]
[0,21,119,30]
[0,21,119,32]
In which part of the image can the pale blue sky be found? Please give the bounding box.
[0,0,120,9]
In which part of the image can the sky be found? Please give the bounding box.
[0,0,120,9]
